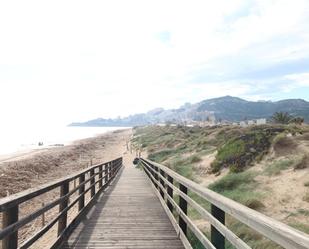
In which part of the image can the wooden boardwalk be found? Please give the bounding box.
[61,165,185,249]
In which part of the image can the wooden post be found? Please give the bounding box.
[41,202,45,227]
[99,165,103,189]
[106,163,109,181]
[109,162,112,180]
[78,174,85,211]
[2,205,19,249]
[179,184,188,236]
[104,164,108,187]
[90,169,95,197]
[167,175,174,212]
[58,181,69,236]
[154,166,159,189]
[111,161,115,178]
[159,169,165,198]
[211,204,225,249]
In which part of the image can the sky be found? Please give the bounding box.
[1,0,309,128]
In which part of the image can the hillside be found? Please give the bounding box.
[70,96,309,126]
[131,124,309,248]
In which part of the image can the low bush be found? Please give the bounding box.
[208,171,264,210]
[148,149,177,163]
[264,158,295,176]
[294,153,309,170]
[289,222,309,234]
[227,219,282,249]
[184,155,202,164]
[273,134,298,156]
[211,127,279,172]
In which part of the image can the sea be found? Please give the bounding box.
[0,126,129,157]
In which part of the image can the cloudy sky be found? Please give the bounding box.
[1,0,309,127]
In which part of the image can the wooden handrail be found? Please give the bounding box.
[0,157,123,249]
[0,159,116,212]
[140,158,309,249]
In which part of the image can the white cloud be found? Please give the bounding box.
[0,0,309,127]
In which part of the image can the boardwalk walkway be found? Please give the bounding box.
[61,165,185,249]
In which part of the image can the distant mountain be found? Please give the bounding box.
[69,96,309,126]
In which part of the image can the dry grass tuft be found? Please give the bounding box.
[294,153,309,170]
[273,135,298,156]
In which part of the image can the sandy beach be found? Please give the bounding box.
[0,128,133,197]
[0,128,135,248]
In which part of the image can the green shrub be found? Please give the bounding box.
[148,149,176,163]
[217,139,246,161]
[272,132,287,145]
[264,159,295,176]
[185,155,202,164]
[166,157,195,180]
[209,172,255,192]
[289,222,309,234]
[227,220,282,249]
[297,209,309,216]
[208,171,264,210]
[304,181,309,187]
[211,127,280,172]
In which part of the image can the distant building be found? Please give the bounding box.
[256,118,267,125]
[248,120,255,126]
[240,121,247,127]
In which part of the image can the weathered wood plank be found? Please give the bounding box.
[62,166,185,249]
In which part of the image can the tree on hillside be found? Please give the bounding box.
[271,112,292,124]
[272,112,304,125]
[289,117,304,125]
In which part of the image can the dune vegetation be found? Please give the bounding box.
[132,123,309,248]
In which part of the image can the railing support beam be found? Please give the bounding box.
[159,169,165,198]
[167,175,173,212]
[2,205,19,249]
[78,174,85,211]
[58,181,69,236]
[211,204,225,249]
[90,169,95,197]
[179,184,188,236]
[103,164,108,187]
[99,165,103,189]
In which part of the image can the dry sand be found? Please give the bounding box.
[0,128,135,248]
[0,129,133,197]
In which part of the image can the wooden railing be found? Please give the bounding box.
[0,157,122,249]
[140,158,309,249]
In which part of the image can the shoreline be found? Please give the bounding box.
[0,127,130,165]
[0,128,132,197]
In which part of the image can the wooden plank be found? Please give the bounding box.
[62,166,185,249]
